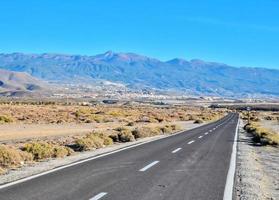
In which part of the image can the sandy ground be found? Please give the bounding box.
[0,121,197,143]
[235,120,279,200]
[261,120,279,133]
[0,122,124,143]
[0,122,204,185]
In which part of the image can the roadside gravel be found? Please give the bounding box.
[235,120,279,200]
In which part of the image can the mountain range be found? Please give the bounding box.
[0,51,279,97]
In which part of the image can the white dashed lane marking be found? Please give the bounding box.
[89,192,107,200]
[139,161,160,172]
[172,148,182,153]
[188,140,195,144]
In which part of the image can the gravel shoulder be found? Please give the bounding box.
[0,122,204,185]
[235,120,279,200]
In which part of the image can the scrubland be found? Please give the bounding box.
[241,111,279,146]
[0,103,225,174]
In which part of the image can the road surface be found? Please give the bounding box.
[0,113,239,200]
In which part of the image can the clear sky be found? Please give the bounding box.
[0,0,279,69]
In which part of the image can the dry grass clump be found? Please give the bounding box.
[194,119,204,124]
[112,127,135,142]
[244,123,279,146]
[240,111,260,122]
[131,124,182,139]
[0,145,33,169]
[22,142,73,160]
[0,167,5,175]
[132,126,161,139]
[0,115,14,123]
[75,132,113,151]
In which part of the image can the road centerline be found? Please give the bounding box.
[139,161,160,172]
[89,192,107,200]
[172,148,182,153]
[198,136,203,139]
[204,132,208,135]
[188,140,195,144]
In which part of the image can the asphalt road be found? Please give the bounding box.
[0,113,239,200]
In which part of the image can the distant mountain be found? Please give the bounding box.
[0,69,46,97]
[0,51,279,97]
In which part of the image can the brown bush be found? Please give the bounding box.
[244,123,279,146]
[22,142,72,160]
[0,167,6,175]
[0,145,33,169]
[194,119,203,124]
[118,129,135,142]
[0,115,14,123]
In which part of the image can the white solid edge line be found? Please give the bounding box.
[89,192,108,200]
[198,136,203,139]
[172,148,182,153]
[0,129,188,190]
[223,115,239,200]
[187,140,195,144]
[139,161,159,172]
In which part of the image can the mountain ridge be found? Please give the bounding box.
[0,51,279,97]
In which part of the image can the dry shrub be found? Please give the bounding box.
[126,121,135,126]
[244,123,279,146]
[23,142,73,160]
[75,132,113,151]
[194,119,203,124]
[119,129,135,142]
[0,145,33,169]
[0,167,6,175]
[0,115,14,123]
[94,132,113,146]
[170,124,182,132]
[113,127,135,142]
[161,125,173,133]
[132,127,161,139]
[75,136,103,151]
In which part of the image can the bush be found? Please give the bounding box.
[170,124,182,131]
[53,146,73,158]
[94,132,114,146]
[194,119,203,124]
[0,167,6,175]
[132,126,162,139]
[118,129,135,142]
[22,142,72,160]
[0,115,14,123]
[0,145,33,169]
[75,136,104,151]
[74,132,113,151]
[244,123,279,146]
[112,127,135,142]
[126,122,135,126]
[160,125,173,134]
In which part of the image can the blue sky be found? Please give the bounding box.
[0,0,279,69]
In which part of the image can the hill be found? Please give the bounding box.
[0,51,279,97]
[0,69,46,97]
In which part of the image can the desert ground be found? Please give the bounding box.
[0,102,225,175]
